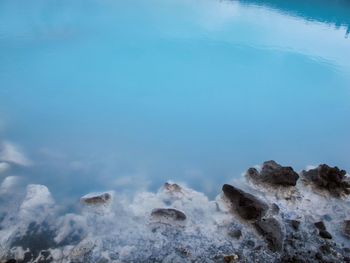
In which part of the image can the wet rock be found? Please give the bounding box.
[223,254,239,263]
[151,208,186,221]
[314,221,326,231]
[254,217,284,252]
[247,160,299,186]
[222,184,268,220]
[343,220,350,238]
[280,255,307,263]
[315,252,323,260]
[288,220,300,231]
[302,164,350,196]
[80,193,111,205]
[314,221,332,239]
[319,230,332,239]
[319,244,331,254]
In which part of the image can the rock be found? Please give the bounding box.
[319,244,331,254]
[288,220,300,231]
[151,208,186,221]
[302,164,350,196]
[343,220,350,238]
[164,182,182,193]
[5,260,17,263]
[223,254,239,263]
[315,252,323,260]
[314,221,332,239]
[271,203,280,214]
[314,221,326,231]
[254,217,284,252]
[228,229,242,239]
[222,184,268,220]
[319,230,332,239]
[80,193,111,205]
[247,161,299,186]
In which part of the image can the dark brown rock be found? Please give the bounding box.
[289,220,300,231]
[223,254,238,263]
[319,230,332,239]
[314,221,332,239]
[222,184,268,220]
[314,221,326,231]
[254,217,284,252]
[81,193,111,205]
[151,208,186,221]
[247,160,299,186]
[302,164,350,196]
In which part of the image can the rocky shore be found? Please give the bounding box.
[0,161,349,263]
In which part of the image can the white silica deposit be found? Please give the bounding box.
[0,162,349,263]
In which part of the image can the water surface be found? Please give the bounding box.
[0,0,350,199]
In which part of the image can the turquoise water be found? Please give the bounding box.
[0,0,350,199]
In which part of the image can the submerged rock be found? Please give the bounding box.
[80,193,111,205]
[302,164,350,196]
[222,184,268,220]
[151,208,186,221]
[254,217,284,252]
[247,160,299,186]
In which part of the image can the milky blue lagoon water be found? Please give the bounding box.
[1,0,350,200]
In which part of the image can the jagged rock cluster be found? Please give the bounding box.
[0,161,349,263]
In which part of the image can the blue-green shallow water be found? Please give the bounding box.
[0,0,349,199]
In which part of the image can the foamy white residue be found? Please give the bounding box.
[0,169,349,262]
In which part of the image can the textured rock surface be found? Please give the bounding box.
[80,193,111,205]
[222,184,268,220]
[151,208,186,221]
[302,164,350,196]
[254,217,284,252]
[247,160,299,186]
